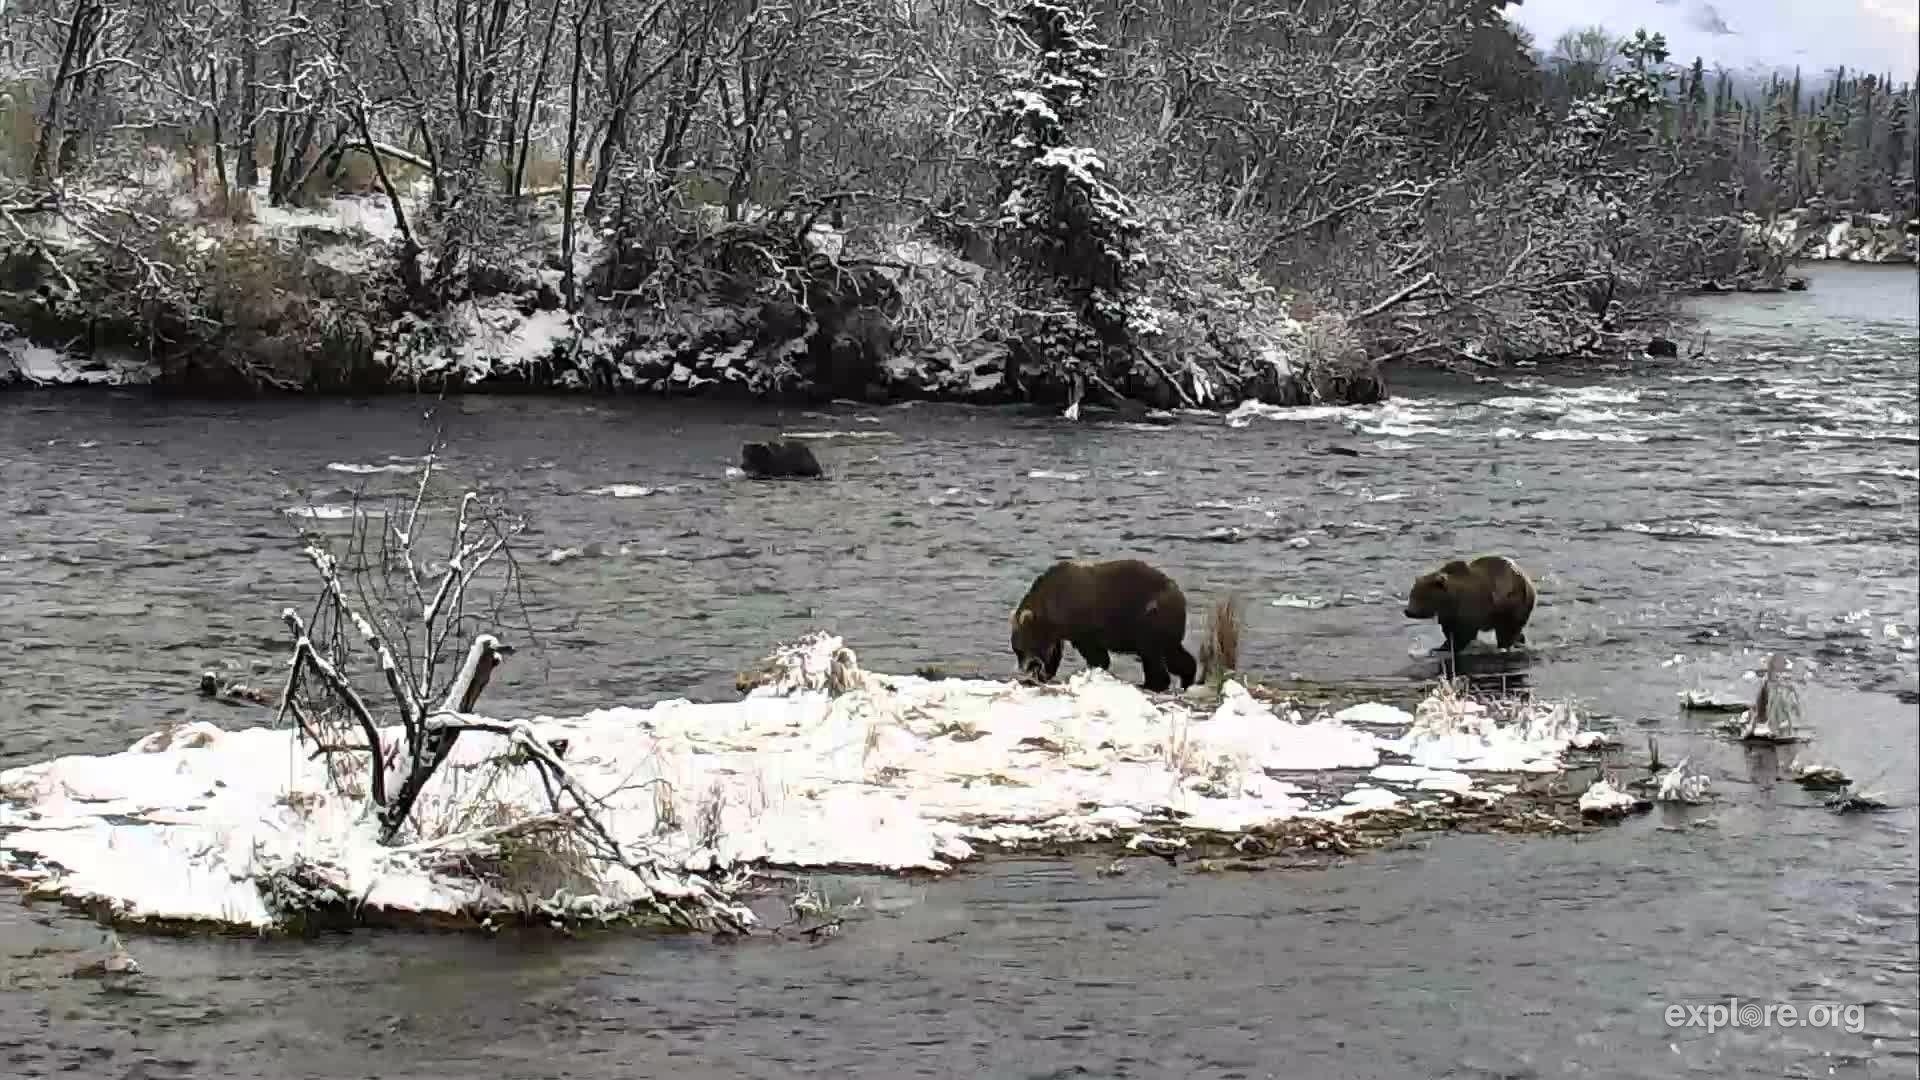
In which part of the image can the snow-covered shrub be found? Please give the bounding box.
[0,186,387,393]
[983,1,1150,400]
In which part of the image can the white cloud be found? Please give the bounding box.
[1504,0,1920,76]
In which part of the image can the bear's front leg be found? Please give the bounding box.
[1439,619,1479,656]
[1041,640,1065,680]
[1071,638,1111,674]
[1139,653,1173,693]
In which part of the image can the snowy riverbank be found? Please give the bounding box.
[1749,208,1919,265]
[0,176,1379,410]
[0,635,1619,935]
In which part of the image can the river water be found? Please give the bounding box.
[1,262,1915,1078]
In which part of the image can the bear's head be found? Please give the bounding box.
[1010,607,1061,682]
[1404,567,1456,620]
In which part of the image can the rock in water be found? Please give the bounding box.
[740,438,823,479]
[70,930,140,979]
[1646,337,1679,358]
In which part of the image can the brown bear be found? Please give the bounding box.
[740,438,823,479]
[1405,549,1536,653]
[1403,554,1537,654]
[1010,558,1198,692]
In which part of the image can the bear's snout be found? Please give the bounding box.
[1403,606,1422,619]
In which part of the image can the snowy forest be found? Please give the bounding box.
[0,0,1915,405]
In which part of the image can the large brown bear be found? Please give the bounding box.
[1403,554,1537,654]
[1010,558,1198,692]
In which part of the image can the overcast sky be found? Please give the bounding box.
[1503,0,1920,77]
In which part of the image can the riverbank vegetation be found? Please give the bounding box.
[0,1,1913,404]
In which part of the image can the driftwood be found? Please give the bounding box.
[1737,653,1803,745]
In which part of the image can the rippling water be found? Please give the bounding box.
[2,262,1916,1077]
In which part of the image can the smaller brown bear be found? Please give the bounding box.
[1010,558,1198,692]
[1403,554,1537,654]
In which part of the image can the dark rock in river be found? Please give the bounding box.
[740,438,824,479]
[1645,337,1679,358]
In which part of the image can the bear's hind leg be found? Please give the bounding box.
[1139,652,1173,693]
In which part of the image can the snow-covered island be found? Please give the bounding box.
[0,631,1632,937]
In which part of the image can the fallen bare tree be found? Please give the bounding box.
[273,444,751,932]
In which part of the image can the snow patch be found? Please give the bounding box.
[2,338,157,387]
[388,303,576,383]
[326,462,419,476]
[1750,209,1918,264]
[282,504,373,522]
[1369,764,1475,793]
[1578,777,1645,818]
[1527,429,1651,443]
[780,430,895,441]
[1377,692,1584,773]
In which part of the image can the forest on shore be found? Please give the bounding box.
[1,0,1915,406]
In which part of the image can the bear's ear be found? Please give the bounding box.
[1440,559,1472,576]
[1014,608,1034,627]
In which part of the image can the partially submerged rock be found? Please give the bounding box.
[1678,689,1748,714]
[1571,730,1622,751]
[1578,777,1652,819]
[1790,762,1852,791]
[1653,758,1713,805]
[1824,790,1890,814]
[198,671,274,707]
[67,930,140,981]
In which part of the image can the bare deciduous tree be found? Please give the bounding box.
[275,446,750,932]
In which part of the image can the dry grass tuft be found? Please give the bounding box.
[827,645,867,696]
[469,811,599,902]
[1198,594,1246,686]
